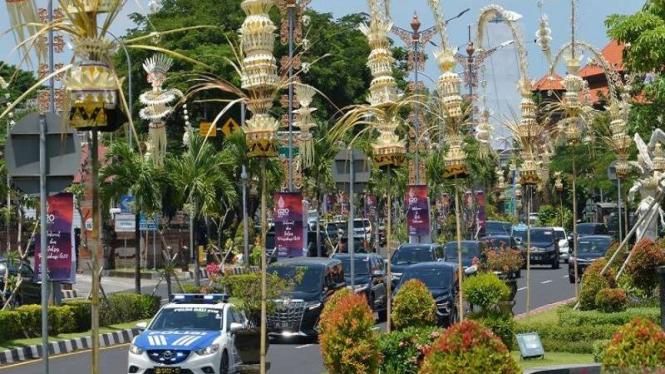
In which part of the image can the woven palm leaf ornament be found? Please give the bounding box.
[5,0,45,64]
[139,54,183,167]
[294,84,316,169]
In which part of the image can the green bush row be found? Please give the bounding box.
[0,293,160,343]
[515,322,618,354]
[557,306,660,327]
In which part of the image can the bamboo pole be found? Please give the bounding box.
[455,178,464,322]
[260,158,267,374]
[385,165,392,333]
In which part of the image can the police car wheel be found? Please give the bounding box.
[220,350,229,374]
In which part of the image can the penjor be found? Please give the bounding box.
[139,54,183,166]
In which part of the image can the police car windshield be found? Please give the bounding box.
[149,307,223,331]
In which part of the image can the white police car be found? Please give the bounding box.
[128,294,247,374]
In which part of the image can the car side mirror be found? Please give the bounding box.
[136,322,148,330]
[229,322,245,333]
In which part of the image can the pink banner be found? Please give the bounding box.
[476,191,487,234]
[35,193,76,283]
[273,192,305,258]
[406,186,430,237]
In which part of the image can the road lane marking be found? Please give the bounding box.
[0,343,130,370]
[517,287,528,291]
[295,344,314,349]
[541,280,553,284]
[563,275,569,278]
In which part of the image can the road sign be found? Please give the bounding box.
[119,195,133,213]
[5,113,81,196]
[332,148,370,191]
[115,213,136,232]
[608,160,618,181]
[221,118,240,136]
[200,122,217,137]
[85,218,93,232]
[139,213,160,231]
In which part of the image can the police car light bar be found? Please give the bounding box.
[170,294,229,304]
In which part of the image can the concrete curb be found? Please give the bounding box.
[0,328,140,365]
[515,297,577,320]
[523,364,601,374]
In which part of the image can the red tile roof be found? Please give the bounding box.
[580,40,625,78]
[532,73,565,91]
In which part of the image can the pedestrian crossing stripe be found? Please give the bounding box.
[147,335,168,346]
[172,336,202,346]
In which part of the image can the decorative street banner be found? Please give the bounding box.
[437,194,451,223]
[323,194,333,214]
[406,185,430,237]
[36,193,76,283]
[273,192,305,259]
[365,195,377,218]
[476,191,487,235]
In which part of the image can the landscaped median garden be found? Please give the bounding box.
[0,293,160,350]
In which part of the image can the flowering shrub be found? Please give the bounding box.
[205,262,222,282]
[462,272,510,310]
[626,239,665,297]
[377,326,442,374]
[580,258,616,310]
[480,247,523,275]
[319,292,380,374]
[391,280,437,331]
[602,318,665,373]
[319,288,352,326]
[419,320,520,374]
[468,310,516,349]
[595,288,627,313]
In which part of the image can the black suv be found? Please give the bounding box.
[267,258,346,337]
[396,262,459,326]
[390,244,445,285]
[484,221,512,236]
[332,253,388,320]
[443,241,486,269]
[0,258,40,306]
[527,228,560,268]
[569,235,614,283]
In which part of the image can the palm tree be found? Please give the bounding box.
[169,133,238,285]
[100,141,163,293]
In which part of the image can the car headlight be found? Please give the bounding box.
[195,344,220,356]
[306,302,322,310]
[436,300,451,310]
[129,344,144,355]
[351,283,368,293]
[391,273,402,280]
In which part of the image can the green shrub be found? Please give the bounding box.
[595,288,628,313]
[100,294,160,326]
[603,318,665,372]
[391,279,436,331]
[580,258,616,310]
[218,272,292,326]
[557,307,660,327]
[378,326,442,374]
[63,300,92,331]
[420,320,520,374]
[181,284,203,293]
[319,292,379,374]
[593,340,609,363]
[462,272,510,310]
[515,321,617,353]
[626,239,665,297]
[469,310,516,349]
[0,311,22,342]
[15,305,76,337]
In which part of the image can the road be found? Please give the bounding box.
[0,266,573,374]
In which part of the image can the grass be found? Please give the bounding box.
[512,351,595,370]
[516,308,559,326]
[0,319,149,351]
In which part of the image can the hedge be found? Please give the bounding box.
[515,322,617,354]
[0,293,161,343]
[557,307,660,327]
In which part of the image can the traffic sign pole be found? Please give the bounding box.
[39,115,49,374]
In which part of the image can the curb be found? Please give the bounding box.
[515,297,576,320]
[61,289,79,300]
[0,328,140,365]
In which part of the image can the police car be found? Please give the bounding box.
[128,294,247,374]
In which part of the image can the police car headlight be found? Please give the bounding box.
[195,344,220,356]
[129,344,144,355]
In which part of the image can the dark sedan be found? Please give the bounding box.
[390,244,445,285]
[0,258,40,306]
[395,262,459,326]
[569,235,614,283]
[484,221,512,236]
[332,253,388,319]
[443,241,485,269]
[527,228,560,269]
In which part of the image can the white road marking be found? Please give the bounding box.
[295,344,313,349]
[517,287,528,291]
[541,280,553,284]
[563,275,569,278]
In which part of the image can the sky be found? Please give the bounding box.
[0,0,644,140]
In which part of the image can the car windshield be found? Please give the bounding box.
[444,243,481,259]
[400,268,452,289]
[269,265,323,293]
[578,238,612,254]
[486,222,510,234]
[338,257,369,276]
[149,307,223,331]
[577,225,597,235]
[391,247,432,265]
[554,230,566,240]
[530,230,555,243]
[353,220,369,229]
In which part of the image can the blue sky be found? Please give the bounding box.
[0,0,643,137]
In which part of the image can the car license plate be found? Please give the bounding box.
[154,367,181,374]
[533,255,540,261]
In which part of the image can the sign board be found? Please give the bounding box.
[119,195,133,213]
[200,122,217,137]
[85,218,93,232]
[608,160,618,181]
[139,213,160,231]
[332,148,370,191]
[115,213,136,233]
[221,118,240,136]
[35,193,76,283]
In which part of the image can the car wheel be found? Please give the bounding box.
[377,308,388,322]
[564,258,569,264]
[552,256,560,269]
[368,293,375,312]
[569,275,575,284]
[220,350,229,374]
[516,270,522,279]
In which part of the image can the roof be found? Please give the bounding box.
[577,235,614,241]
[397,243,438,250]
[162,302,227,310]
[532,73,565,92]
[269,257,340,267]
[580,40,625,78]
[401,261,457,270]
[332,253,381,259]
